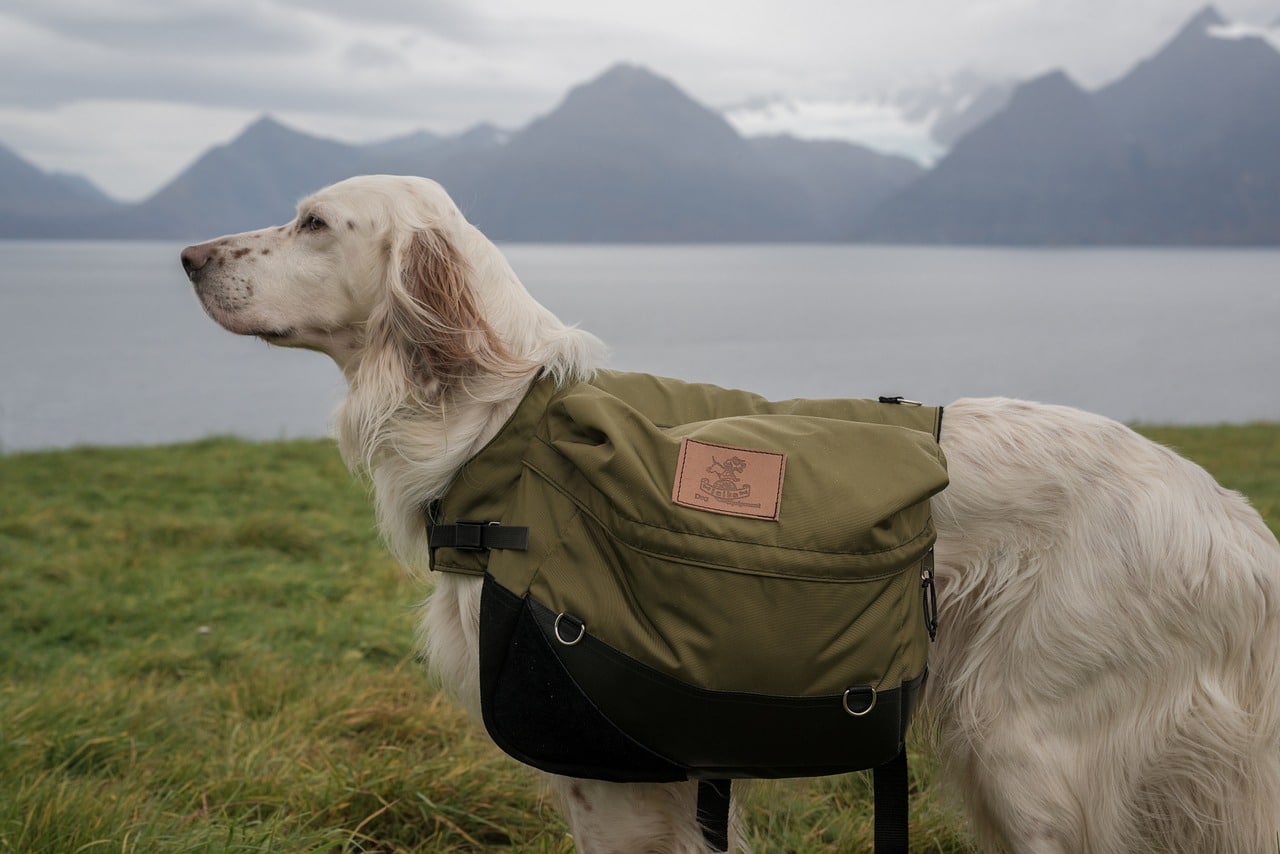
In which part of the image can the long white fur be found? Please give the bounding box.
[183,174,1280,853]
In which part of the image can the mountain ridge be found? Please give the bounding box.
[421,63,893,241]
[0,64,925,241]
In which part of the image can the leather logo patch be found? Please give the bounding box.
[672,437,785,521]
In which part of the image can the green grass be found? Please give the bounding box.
[1,426,1277,852]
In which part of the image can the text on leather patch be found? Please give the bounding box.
[672,437,785,521]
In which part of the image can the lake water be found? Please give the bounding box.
[1,240,1278,453]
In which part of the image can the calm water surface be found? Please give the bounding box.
[1,241,1277,453]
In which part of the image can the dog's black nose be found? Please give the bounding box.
[181,243,214,281]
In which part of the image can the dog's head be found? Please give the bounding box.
[181,174,518,396]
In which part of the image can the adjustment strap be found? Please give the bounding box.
[697,778,731,852]
[873,748,910,854]
[428,520,529,552]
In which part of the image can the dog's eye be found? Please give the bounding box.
[301,214,328,233]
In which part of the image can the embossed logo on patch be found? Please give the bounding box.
[672,437,785,521]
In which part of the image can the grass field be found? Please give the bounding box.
[2,425,1277,852]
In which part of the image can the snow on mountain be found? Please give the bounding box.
[722,95,944,165]
[1209,20,1280,50]
[720,72,1010,167]
[721,6,1280,167]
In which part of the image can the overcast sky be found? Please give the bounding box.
[2,0,1277,201]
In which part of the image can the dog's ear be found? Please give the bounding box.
[389,227,518,397]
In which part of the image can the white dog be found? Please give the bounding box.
[182,175,1280,853]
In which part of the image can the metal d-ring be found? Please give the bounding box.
[553,612,586,646]
[842,686,877,717]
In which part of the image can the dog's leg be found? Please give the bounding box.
[958,710,1280,854]
[546,775,739,854]
[1134,679,1280,854]
[945,721,1142,854]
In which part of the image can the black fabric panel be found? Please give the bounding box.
[480,577,925,782]
[527,594,921,778]
[478,576,686,782]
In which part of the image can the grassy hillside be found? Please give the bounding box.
[1,426,1277,852]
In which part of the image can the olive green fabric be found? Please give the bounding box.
[431,371,948,698]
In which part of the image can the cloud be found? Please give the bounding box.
[342,40,412,72]
[3,0,318,63]
[0,3,321,110]
[0,99,258,200]
[272,0,495,43]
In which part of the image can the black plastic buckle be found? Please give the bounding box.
[453,520,491,551]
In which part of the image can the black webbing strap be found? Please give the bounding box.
[873,748,910,854]
[698,757,905,853]
[697,778,731,852]
[427,520,529,552]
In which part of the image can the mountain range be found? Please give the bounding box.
[2,5,1278,245]
[860,7,1280,244]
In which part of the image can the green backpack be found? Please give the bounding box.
[427,372,948,852]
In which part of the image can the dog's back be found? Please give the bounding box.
[929,396,1280,853]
